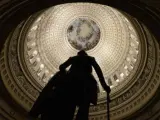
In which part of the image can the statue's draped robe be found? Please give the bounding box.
[29,71,69,119]
[29,55,106,120]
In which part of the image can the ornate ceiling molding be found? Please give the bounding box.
[0,21,38,111]
[0,3,159,120]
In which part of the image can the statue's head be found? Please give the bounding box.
[77,50,88,56]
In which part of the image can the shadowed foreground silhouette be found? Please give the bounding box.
[29,50,111,120]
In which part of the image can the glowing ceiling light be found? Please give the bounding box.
[40,64,44,69]
[124,65,128,69]
[120,73,124,78]
[31,26,38,31]
[36,17,42,22]
[50,74,54,77]
[130,34,136,39]
[110,85,114,88]
[135,50,139,54]
[116,79,120,82]
[33,50,38,55]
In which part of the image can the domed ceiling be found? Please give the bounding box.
[0,2,160,120]
[24,3,140,96]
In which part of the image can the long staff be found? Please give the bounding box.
[107,92,110,120]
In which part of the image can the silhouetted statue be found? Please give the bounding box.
[59,50,111,120]
[29,50,111,120]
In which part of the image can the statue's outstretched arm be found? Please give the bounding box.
[92,58,111,93]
